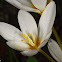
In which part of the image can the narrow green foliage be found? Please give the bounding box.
[27,56,38,62]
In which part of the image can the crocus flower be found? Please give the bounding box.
[48,39,62,62]
[0,1,56,56]
[5,0,52,14]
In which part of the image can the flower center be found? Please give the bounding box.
[21,33,41,50]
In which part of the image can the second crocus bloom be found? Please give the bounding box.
[5,0,52,14]
[0,1,56,56]
[48,39,62,62]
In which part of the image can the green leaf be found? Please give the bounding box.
[27,56,38,62]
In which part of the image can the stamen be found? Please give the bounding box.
[31,32,36,44]
[21,40,23,41]
[29,45,38,50]
[37,40,40,46]
[28,33,30,36]
[21,33,29,41]
[21,33,41,50]
[21,33,35,46]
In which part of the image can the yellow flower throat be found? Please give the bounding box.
[21,33,40,50]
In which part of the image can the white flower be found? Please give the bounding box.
[5,0,52,14]
[0,1,56,56]
[48,39,62,62]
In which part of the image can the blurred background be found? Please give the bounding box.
[0,0,62,62]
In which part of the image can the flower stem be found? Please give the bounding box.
[39,49,55,62]
[52,27,62,50]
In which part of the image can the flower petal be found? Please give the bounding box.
[38,1,56,41]
[48,39,62,62]
[21,49,39,56]
[17,0,32,7]
[18,10,38,38]
[38,30,52,48]
[31,0,47,11]
[6,41,30,51]
[5,0,40,12]
[0,22,22,41]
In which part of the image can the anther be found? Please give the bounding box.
[21,40,23,41]
[28,33,30,36]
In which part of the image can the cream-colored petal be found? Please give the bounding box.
[17,0,32,7]
[38,30,52,48]
[6,0,22,9]
[21,49,39,56]
[0,22,22,41]
[38,1,56,41]
[5,0,40,12]
[17,0,41,13]
[31,0,47,11]
[6,41,30,51]
[48,39,62,62]
[18,10,38,39]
